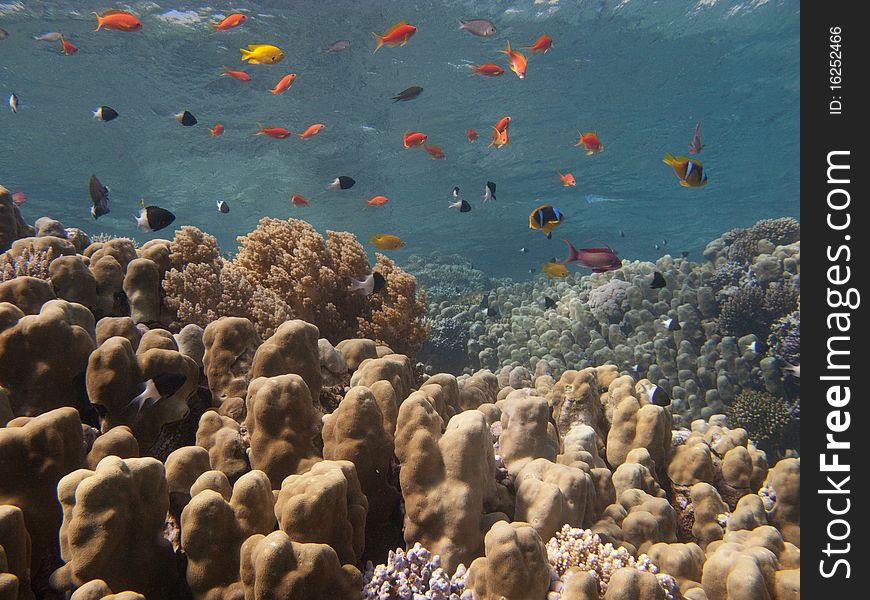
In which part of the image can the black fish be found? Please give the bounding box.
[89,175,110,219]
[681,251,689,258]
[647,384,671,406]
[175,110,197,126]
[459,199,471,212]
[0,28,8,40]
[153,372,188,397]
[372,271,386,294]
[136,205,176,232]
[329,176,356,190]
[483,181,496,202]
[650,272,666,289]
[216,200,230,213]
[482,306,499,318]
[543,296,557,310]
[662,317,681,331]
[480,293,490,309]
[392,86,423,102]
[93,105,119,122]
[620,230,626,237]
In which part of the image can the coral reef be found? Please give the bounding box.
[727,391,799,458]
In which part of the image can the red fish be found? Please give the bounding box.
[494,115,511,133]
[299,123,325,139]
[489,127,509,148]
[467,128,478,142]
[367,195,390,206]
[403,131,428,148]
[60,36,78,55]
[498,41,527,79]
[559,241,621,272]
[291,194,309,206]
[689,121,703,154]
[93,10,143,32]
[256,124,292,138]
[209,124,224,137]
[223,68,252,82]
[558,172,576,187]
[470,63,505,77]
[11,192,27,206]
[373,21,417,52]
[423,144,445,159]
[212,13,247,31]
[575,131,604,155]
[270,73,297,95]
[526,34,554,53]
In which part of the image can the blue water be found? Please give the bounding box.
[0,0,799,280]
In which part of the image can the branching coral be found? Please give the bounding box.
[358,254,429,356]
[767,310,799,366]
[162,226,292,339]
[727,391,799,457]
[362,543,468,600]
[717,285,766,338]
[0,244,55,283]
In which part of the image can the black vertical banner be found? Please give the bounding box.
[803,2,867,596]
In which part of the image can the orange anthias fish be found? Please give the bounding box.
[467,128,478,142]
[373,21,418,52]
[291,194,310,206]
[270,73,297,95]
[367,195,390,206]
[209,124,224,137]
[526,34,554,53]
[494,116,511,134]
[299,124,326,139]
[559,172,576,187]
[212,13,247,31]
[403,131,428,148]
[489,127,509,148]
[256,124,292,138]
[93,10,143,32]
[223,68,252,82]
[60,36,78,55]
[370,234,405,250]
[423,144,445,159]
[498,41,527,79]
[575,131,604,155]
[470,63,505,77]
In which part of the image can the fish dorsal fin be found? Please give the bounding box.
[102,9,132,16]
[247,44,270,50]
[139,197,146,208]
[582,247,613,253]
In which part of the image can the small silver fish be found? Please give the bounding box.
[8,93,18,113]
[33,31,63,42]
[458,19,497,37]
[325,39,351,53]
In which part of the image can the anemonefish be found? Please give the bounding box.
[529,204,564,239]
[373,21,417,52]
[663,153,708,187]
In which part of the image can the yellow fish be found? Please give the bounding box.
[370,234,405,250]
[541,262,570,278]
[663,153,708,187]
[240,44,285,64]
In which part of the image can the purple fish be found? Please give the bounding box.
[559,240,621,273]
[689,121,703,155]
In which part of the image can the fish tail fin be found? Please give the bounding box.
[210,22,221,31]
[662,152,678,166]
[93,12,103,31]
[240,48,252,61]
[468,64,478,76]
[457,19,466,30]
[255,123,265,135]
[372,32,384,52]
